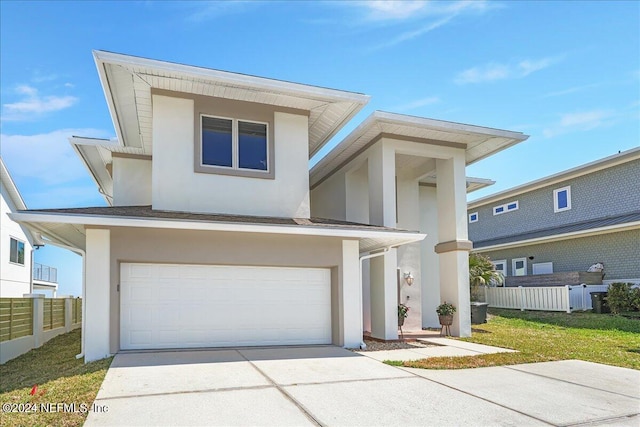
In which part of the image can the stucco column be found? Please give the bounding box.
[419,186,441,328]
[368,142,399,340]
[85,228,111,362]
[23,294,44,347]
[341,239,361,347]
[436,154,472,337]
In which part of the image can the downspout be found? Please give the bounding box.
[358,245,403,350]
[38,239,86,360]
[29,249,34,294]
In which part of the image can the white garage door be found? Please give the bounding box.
[120,263,332,350]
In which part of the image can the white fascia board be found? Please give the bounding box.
[9,211,426,245]
[68,140,113,206]
[93,50,370,105]
[373,111,528,140]
[0,158,27,211]
[93,53,127,150]
[469,147,640,209]
[472,221,640,253]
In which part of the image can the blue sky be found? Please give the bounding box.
[1,1,638,296]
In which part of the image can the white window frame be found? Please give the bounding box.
[200,114,270,174]
[512,257,527,276]
[553,186,572,213]
[493,200,519,215]
[532,262,554,275]
[468,212,479,223]
[9,237,25,266]
[492,260,507,284]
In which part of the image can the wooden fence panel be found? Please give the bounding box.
[0,298,34,342]
[52,299,65,329]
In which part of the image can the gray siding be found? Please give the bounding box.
[468,159,640,242]
[478,229,640,280]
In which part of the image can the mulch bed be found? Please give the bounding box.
[353,338,437,352]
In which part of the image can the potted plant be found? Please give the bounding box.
[398,303,410,326]
[469,253,504,324]
[436,301,456,326]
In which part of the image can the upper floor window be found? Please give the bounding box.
[9,237,25,265]
[468,212,478,223]
[200,115,269,174]
[553,186,571,213]
[493,200,519,215]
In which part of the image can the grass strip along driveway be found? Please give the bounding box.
[403,309,640,370]
[0,329,113,427]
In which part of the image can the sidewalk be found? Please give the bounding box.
[356,337,516,362]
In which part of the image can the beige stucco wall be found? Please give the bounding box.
[106,227,353,353]
[112,156,152,206]
[151,94,311,218]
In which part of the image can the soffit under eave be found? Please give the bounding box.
[104,62,367,158]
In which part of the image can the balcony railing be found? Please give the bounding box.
[33,263,58,283]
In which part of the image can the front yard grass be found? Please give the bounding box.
[403,309,640,370]
[0,329,113,427]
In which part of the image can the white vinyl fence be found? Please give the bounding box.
[486,284,609,313]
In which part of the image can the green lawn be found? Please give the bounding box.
[403,309,640,370]
[0,329,113,427]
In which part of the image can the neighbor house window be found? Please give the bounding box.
[492,260,507,284]
[512,257,527,276]
[200,115,269,173]
[9,237,25,265]
[493,200,519,215]
[553,186,571,213]
[468,212,478,223]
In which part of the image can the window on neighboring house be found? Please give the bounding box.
[200,115,269,173]
[492,260,507,285]
[553,186,571,213]
[9,237,25,265]
[512,257,527,276]
[468,212,478,223]
[493,200,519,215]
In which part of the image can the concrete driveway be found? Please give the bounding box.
[85,346,640,426]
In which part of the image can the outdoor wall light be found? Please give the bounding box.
[404,272,414,286]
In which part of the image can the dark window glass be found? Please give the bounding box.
[9,238,24,265]
[507,203,517,210]
[516,261,524,269]
[495,207,504,213]
[557,191,568,209]
[202,117,232,167]
[238,121,267,171]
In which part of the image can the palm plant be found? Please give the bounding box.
[469,253,504,301]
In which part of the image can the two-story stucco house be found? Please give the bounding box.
[11,51,528,362]
[468,147,640,284]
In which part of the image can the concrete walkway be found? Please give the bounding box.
[85,346,640,427]
[356,337,517,361]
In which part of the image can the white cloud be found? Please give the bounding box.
[543,110,613,138]
[0,128,111,185]
[455,56,561,84]
[350,1,497,50]
[2,85,78,120]
[392,96,440,112]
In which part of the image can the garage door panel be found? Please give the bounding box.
[120,263,332,350]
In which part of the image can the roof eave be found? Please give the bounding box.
[9,211,426,253]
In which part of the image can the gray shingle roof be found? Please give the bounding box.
[473,211,640,249]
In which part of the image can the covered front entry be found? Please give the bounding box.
[120,263,332,350]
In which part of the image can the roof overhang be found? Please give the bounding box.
[310,111,528,189]
[468,146,640,209]
[419,176,495,194]
[1,158,44,245]
[9,211,425,254]
[473,220,640,253]
[93,50,370,158]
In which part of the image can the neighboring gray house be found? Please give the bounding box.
[467,147,640,284]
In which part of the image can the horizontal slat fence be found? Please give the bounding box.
[0,298,34,342]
